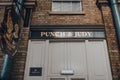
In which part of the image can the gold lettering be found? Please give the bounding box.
[41,32,46,37]
[55,32,60,37]
[50,32,55,37]
[87,32,92,37]
[84,32,87,37]
[41,32,93,38]
[45,32,48,37]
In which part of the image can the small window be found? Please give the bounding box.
[52,0,82,12]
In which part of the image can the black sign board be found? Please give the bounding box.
[30,30,105,39]
[29,67,42,76]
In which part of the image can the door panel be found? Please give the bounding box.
[48,42,67,75]
[24,41,46,80]
[67,42,87,76]
[86,40,112,80]
[29,41,45,67]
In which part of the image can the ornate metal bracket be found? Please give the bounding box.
[0,0,36,58]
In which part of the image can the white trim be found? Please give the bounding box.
[43,40,49,80]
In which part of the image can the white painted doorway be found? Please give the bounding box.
[24,40,112,80]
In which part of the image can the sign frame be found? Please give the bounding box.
[30,30,105,39]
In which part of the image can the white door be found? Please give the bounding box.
[24,40,112,80]
[48,41,87,80]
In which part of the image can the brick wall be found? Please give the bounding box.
[101,5,120,80]
[11,28,29,80]
[31,0,103,25]
[0,6,5,74]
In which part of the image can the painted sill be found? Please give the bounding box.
[49,11,85,15]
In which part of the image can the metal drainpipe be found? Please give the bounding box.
[109,0,120,45]
[109,0,120,79]
[0,54,13,80]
